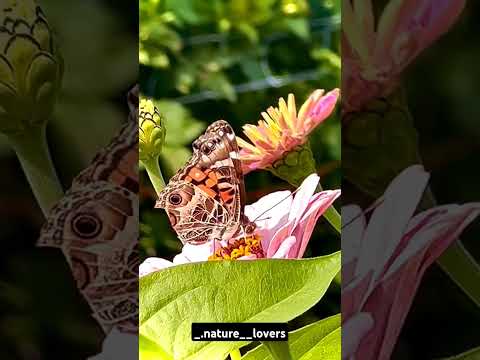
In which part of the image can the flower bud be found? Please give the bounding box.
[0,1,63,135]
[139,99,166,162]
[343,91,420,198]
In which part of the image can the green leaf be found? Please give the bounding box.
[161,145,192,175]
[140,253,341,360]
[284,18,310,40]
[199,71,237,102]
[153,100,205,147]
[261,341,293,360]
[140,334,173,360]
[242,314,341,360]
[439,346,480,359]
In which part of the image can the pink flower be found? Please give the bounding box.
[140,174,340,276]
[342,165,480,359]
[343,0,465,112]
[237,89,339,174]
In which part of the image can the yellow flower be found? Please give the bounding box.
[238,88,339,175]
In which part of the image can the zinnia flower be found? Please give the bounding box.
[343,0,465,112]
[140,173,340,275]
[342,165,480,359]
[237,89,339,185]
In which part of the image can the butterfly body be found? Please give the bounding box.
[156,120,255,245]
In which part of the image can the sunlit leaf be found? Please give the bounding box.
[140,253,340,360]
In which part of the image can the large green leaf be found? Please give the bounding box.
[242,314,341,360]
[140,253,341,360]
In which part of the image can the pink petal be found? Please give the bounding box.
[304,88,340,133]
[238,254,259,260]
[342,204,366,266]
[174,242,213,264]
[354,203,480,359]
[386,203,480,279]
[245,190,292,227]
[355,165,429,282]
[139,257,174,277]
[272,236,298,259]
[342,312,374,359]
[290,190,341,258]
[288,173,321,229]
[267,223,292,258]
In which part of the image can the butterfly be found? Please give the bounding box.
[156,120,255,245]
[37,85,139,334]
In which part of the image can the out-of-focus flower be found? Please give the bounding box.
[0,0,63,135]
[140,174,340,275]
[342,165,480,360]
[238,89,339,185]
[88,328,138,360]
[139,99,165,162]
[343,0,465,112]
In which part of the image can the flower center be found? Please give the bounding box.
[208,235,264,260]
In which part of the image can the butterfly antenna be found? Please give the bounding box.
[341,196,385,230]
[252,186,302,223]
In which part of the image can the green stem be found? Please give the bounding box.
[9,125,64,216]
[437,242,480,308]
[323,205,341,235]
[229,349,242,360]
[422,186,480,307]
[316,183,341,235]
[261,341,293,360]
[142,156,166,196]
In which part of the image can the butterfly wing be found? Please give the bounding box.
[37,85,139,334]
[38,181,139,333]
[156,180,232,244]
[73,121,139,193]
[156,120,250,244]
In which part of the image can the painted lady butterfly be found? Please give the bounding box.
[156,120,255,245]
[37,86,139,334]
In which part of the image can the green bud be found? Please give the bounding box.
[267,142,317,187]
[0,1,63,135]
[343,89,420,198]
[139,98,166,162]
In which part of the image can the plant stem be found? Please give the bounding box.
[323,205,341,235]
[437,241,480,307]
[142,156,166,196]
[229,349,242,360]
[9,125,64,217]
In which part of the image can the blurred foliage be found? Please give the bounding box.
[139,0,341,330]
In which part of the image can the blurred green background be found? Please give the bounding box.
[0,0,136,358]
[139,0,341,338]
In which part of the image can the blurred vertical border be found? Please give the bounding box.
[0,0,137,358]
